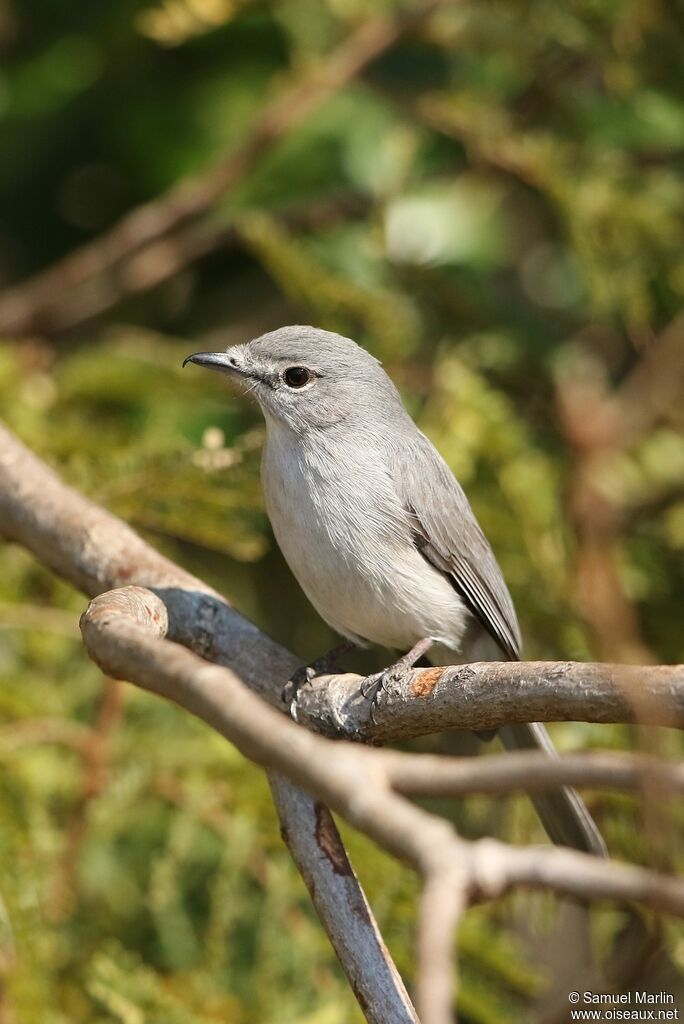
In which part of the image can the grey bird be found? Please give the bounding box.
[184,325,606,857]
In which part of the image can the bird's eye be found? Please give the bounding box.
[283,366,311,389]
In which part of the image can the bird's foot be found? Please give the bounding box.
[361,637,435,725]
[281,663,317,719]
[359,671,389,725]
[283,641,354,722]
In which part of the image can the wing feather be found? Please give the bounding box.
[393,434,522,661]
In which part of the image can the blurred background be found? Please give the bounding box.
[1,0,683,1020]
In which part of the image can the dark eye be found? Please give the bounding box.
[283,366,311,388]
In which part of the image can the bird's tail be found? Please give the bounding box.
[498,721,607,858]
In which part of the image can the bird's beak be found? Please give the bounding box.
[182,350,246,375]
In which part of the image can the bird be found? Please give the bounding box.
[184,324,606,857]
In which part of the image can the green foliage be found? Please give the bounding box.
[1,0,684,1019]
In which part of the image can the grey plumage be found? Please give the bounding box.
[391,433,522,661]
[184,325,606,857]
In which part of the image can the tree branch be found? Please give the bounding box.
[382,749,684,799]
[289,660,684,740]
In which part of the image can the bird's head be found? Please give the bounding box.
[184,325,401,434]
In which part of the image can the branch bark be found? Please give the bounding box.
[288,661,684,739]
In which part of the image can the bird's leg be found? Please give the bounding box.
[361,637,435,721]
[283,640,355,720]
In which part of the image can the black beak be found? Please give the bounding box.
[183,351,243,374]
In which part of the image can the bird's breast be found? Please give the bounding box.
[261,425,469,651]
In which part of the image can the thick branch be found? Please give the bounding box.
[268,775,417,1023]
[0,423,296,700]
[291,661,684,740]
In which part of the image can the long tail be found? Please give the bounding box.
[498,721,607,857]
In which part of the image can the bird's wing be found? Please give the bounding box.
[391,433,522,661]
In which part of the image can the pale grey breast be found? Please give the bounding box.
[261,414,470,651]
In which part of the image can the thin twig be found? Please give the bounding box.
[416,862,468,1024]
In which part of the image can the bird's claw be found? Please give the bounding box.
[360,672,381,700]
[361,649,427,727]
[282,664,317,721]
[360,670,394,725]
